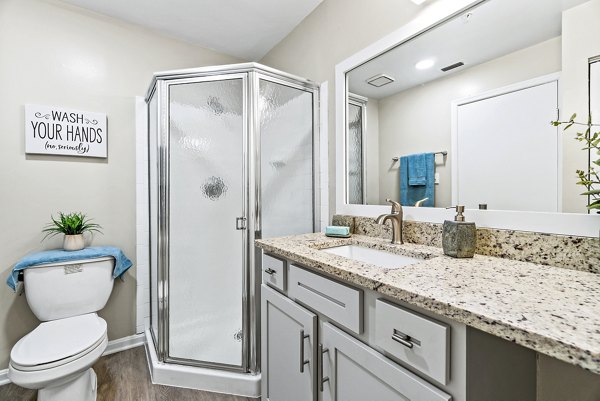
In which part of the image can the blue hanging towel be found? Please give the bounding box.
[407,153,428,186]
[7,246,133,291]
[399,153,435,207]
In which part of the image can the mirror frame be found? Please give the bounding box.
[335,0,600,237]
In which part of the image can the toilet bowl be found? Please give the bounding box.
[8,257,115,401]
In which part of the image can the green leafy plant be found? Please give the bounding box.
[551,113,600,212]
[42,212,103,240]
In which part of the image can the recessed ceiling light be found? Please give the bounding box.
[411,0,427,4]
[415,59,435,70]
[366,74,395,87]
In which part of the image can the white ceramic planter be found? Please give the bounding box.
[63,234,85,251]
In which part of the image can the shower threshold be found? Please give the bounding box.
[144,330,261,397]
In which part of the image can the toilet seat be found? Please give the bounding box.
[9,336,107,390]
[10,313,107,371]
[9,313,108,390]
[11,333,105,372]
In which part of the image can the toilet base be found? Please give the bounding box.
[38,368,97,401]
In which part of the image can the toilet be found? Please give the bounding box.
[8,256,115,401]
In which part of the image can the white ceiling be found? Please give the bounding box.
[349,0,588,99]
[59,0,323,61]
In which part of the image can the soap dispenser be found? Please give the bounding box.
[442,205,476,258]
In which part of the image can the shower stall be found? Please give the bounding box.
[145,63,319,394]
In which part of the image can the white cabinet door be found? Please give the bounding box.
[261,285,318,401]
[320,322,452,401]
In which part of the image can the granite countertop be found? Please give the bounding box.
[256,233,600,374]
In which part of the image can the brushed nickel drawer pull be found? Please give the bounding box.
[392,330,416,349]
[264,268,276,275]
[318,343,329,392]
[297,282,346,308]
[299,330,310,373]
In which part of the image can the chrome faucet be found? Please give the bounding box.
[376,199,403,244]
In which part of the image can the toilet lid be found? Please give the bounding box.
[11,313,107,368]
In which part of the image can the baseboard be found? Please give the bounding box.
[103,333,146,356]
[0,333,146,386]
[0,369,8,386]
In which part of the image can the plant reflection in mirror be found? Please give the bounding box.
[552,114,600,212]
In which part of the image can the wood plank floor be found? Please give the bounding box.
[0,346,257,401]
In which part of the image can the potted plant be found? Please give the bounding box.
[552,113,600,213]
[42,212,103,251]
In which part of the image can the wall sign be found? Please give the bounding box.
[25,104,107,158]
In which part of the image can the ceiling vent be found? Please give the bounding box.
[366,74,395,87]
[441,62,465,72]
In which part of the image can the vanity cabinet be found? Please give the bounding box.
[261,254,454,401]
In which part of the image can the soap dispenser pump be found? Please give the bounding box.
[442,205,476,258]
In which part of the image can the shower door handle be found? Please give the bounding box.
[236,217,247,230]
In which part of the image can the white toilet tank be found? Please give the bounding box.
[24,257,115,321]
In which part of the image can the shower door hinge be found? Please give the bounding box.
[236,217,247,230]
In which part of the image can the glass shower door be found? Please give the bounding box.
[167,76,247,369]
[259,77,316,238]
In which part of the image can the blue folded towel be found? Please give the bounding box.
[325,226,350,236]
[400,153,435,207]
[7,246,133,291]
[407,153,428,186]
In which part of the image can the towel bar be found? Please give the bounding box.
[392,151,447,162]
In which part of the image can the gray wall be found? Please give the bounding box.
[0,0,239,368]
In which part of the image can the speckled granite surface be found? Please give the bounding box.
[332,215,600,274]
[256,233,600,374]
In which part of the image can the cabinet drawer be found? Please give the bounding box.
[375,299,449,385]
[288,265,362,334]
[262,253,286,292]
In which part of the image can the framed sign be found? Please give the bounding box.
[25,104,107,158]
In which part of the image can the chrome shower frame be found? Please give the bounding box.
[145,63,320,374]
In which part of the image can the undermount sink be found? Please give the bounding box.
[322,244,428,269]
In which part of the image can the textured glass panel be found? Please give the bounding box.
[148,91,159,342]
[260,80,314,238]
[168,78,244,367]
[347,103,364,204]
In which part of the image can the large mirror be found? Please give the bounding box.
[343,0,599,215]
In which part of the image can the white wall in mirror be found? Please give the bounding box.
[335,0,600,236]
